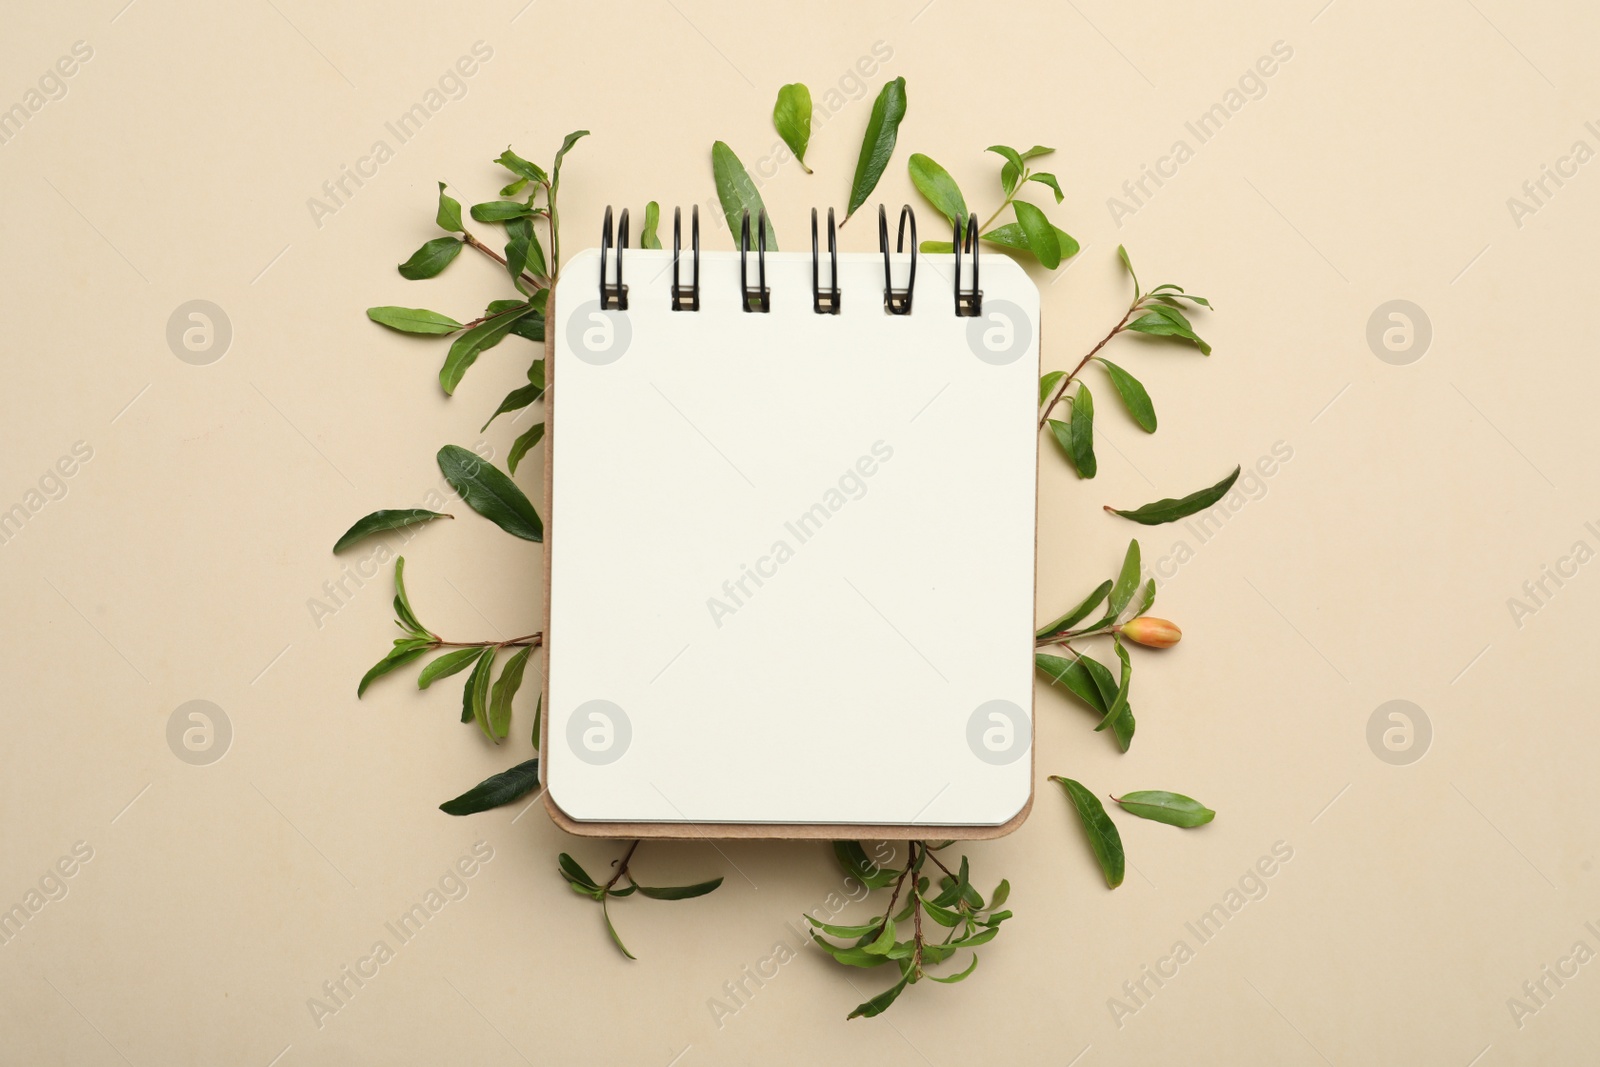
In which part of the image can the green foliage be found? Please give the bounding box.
[845,77,907,222]
[560,843,723,960]
[333,509,452,553]
[772,83,814,173]
[1105,466,1241,525]
[712,140,777,249]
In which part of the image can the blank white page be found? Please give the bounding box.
[546,243,1038,827]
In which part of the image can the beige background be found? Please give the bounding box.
[2,0,1596,1063]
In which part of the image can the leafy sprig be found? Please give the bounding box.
[911,144,1078,268]
[559,842,724,960]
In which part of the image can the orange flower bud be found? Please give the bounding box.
[1119,617,1181,648]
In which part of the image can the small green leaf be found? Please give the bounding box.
[417,646,485,690]
[392,556,426,636]
[437,445,543,542]
[481,383,545,432]
[989,880,1010,910]
[640,201,662,249]
[908,153,968,227]
[814,933,893,968]
[1012,201,1061,269]
[1051,776,1125,888]
[507,423,546,476]
[833,841,897,889]
[1035,652,1134,752]
[1020,145,1055,161]
[334,509,452,554]
[1118,244,1140,297]
[559,853,599,889]
[439,758,540,816]
[601,895,635,960]
[462,646,496,739]
[806,915,885,938]
[398,237,462,280]
[919,897,961,927]
[435,182,464,232]
[928,953,980,983]
[439,302,541,395]
[531,693,542,749]
[495,147,547,185]
[1069,384,1096,478]
[772,83,814,173]
[862,918,896,955]
[1114,791,1216,828]
[1036,580,1113,639]
[981,221,1080,263]
[504,216,546,283]
[986,145,1025,194]
[1028,172,1064,202]
[847,974,910,1019]
[488,646,532,739]
[471,200,535,223]
[1039,369,1066,408]
[1096,357,1157,432]
[711,140,777,249]
[1094,638,1133,733]
[635,878,723,900]
[357,638,430,697]
[845,77,908,223]
[1128,305,1211,355]
[366,306,464,335]
[551,130,589,190]
[1106,466,1241,525]
[1108,540,1142,616]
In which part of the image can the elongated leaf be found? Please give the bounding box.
[551,130,589,190]
[333,509,451,553]
[807,915,886,938]
[1127,305,1211,354]
[989,880,1010,910]
[496,147,546,185]
[1114,791,1216,828]
[711,141,777,249]
[773,83,814,173]
[1081,652,1135,752]
[919,896,961,927]
[357,638,430,697]
[531,693,542,749]
[1109,540,1142,616]
[908,153,967,226]
[481,383,544,432]
[833,841,897,889]
[504,216,546,282]
[814,933,893,968]
[438,445,543,541]
[417,646,485,690]
[463,646,496,738]
[981,221,1080,262]
[601,895,635,960]
[928,953,980,983]
[640,201,662,249]
[848,974,910,1019]
[366,306,464,335]
[471,200,535,223]
[1094,638,1133,732]
[1097,357,1157,432]
[1070,384,1096,478]
[1029,172,1064,202]
[1051,776,1125,888]
[1035,652,1133,751]
[1106,466,1240,525]
[987,145,1025,194]
[439,302,540,394]
[862,918,897,955]
[1036,580,1113,639]
[507,422,546,476]
[489,646,531,740]
[398,237,462,280]
[439,758,540,815]
[1039,369,1066,408]
[1012,200,1061,269]
[635,878,723,900]
[559,853,599,889]
[392,556,426,635]
[1118,244,1140,297]
[435,182,463,232]
[1133,579,1156,618]
[845,77,907,222]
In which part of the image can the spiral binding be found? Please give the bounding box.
[598,205,985,317]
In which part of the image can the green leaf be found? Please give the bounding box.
[366,306,464,335]
[862,918,897,955]
[507,422,546,476]
[833,841,897,889]
[559,853,599,889]
[1106,466,1241,525]
[333,509,452,553]
[1094,637,1133,733]
[1128,305,1211,355]
[439,758,540,816]
[439,302,541,395]
[392,556,426,636]
[986,145,1025,194]
[398,237,462,280]
[989,880,1010,910]
[1036,580,1113,640]
[1020,145,1055,161]
[1083,653,1135,752]
[462,646,496,739]
[357,638,430,697]
[1096,357,1157,432]
[640,201,662,249]
[495,147,547,185]
[908,153,968,227]
[1118,244,1140,298]
[435,182,464,232]
[814,933,894,968]
[417,646,485,690]
[1133,579,1156,618]
[437,445,543,542]
[806,915,886,938]
[928,953,980,983]
[919,897,961,927]
[1069,384,1096,478]
[848,975,910,1019]
[504,216,546,283]
[532,693,542,749]
[1039,370,1066,408]
[601,894,635,960]
[845,77,908,223]
[1028,172,1064,202]
[489,646,532,740]
[551,130,589,191]
[1114,791,1216,828]
[481,383,545,432]
[711,140,778,250]
[1051,776,1125,888]
[635,878,724,900]
[1013,201,1061,269]
[772,83,814,173]
[470,200,535,223]
[980,221,1080,263]
[1036,652,1134,751]
[1108,540,1142,616]
[950,926,999,948]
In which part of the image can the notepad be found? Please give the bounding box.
[541,209,1039,838]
